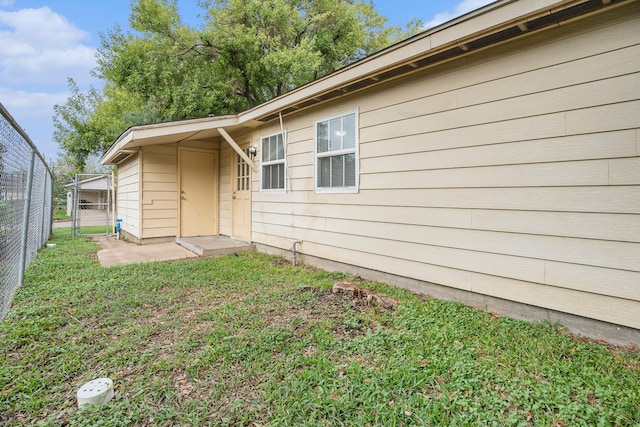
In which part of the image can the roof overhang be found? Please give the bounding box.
[102,115,241,164]
[102,0,629,165]
[247,0,629,123]
[64,175,109,189]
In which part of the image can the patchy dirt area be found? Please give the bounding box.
[269,286,373,326]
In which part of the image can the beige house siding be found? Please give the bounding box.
[138,140,220,239]
[116,153,141,238]
[252,6,640,329]
[102,1,639,340]
[141,144,178,239]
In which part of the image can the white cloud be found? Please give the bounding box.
[424,0,495,29]
[0,7,96,86]
[0,86,69,159]
[0,86,69,119]
[0,5,101,160]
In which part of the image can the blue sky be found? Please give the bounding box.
[0,0,493,162]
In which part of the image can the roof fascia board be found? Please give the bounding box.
[102,115,238,164]
[63,175,108,188]
[240,0,586,122]
[102,131,134,164]
[429,0,572,48]
[131,115,238,141]
[103,0,605,165]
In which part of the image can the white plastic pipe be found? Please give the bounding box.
[77,378,114,408]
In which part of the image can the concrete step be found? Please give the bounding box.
[175,235,256,257]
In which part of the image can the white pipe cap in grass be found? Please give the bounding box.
[77,378,114,408]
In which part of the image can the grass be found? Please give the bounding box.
[74,225,112,236]
[1,230,638,426]
[52,207,69,221]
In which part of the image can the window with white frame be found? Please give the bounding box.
[314,109,358,192]
[260,132,286,192]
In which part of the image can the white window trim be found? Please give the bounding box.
[259,130,287,194]
[314,108,359,194]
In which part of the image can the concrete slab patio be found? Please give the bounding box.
[175,235,255,257]
[93,236,197,267]
[92,235,256,267]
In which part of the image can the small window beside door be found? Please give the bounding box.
[236,151,251,191]
[260,132,286,193]
[314,108,359,193]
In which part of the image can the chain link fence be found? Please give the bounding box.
[0,102,53,320]
[70,173,113,237]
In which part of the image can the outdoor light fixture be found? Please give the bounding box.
[248,146,257,159]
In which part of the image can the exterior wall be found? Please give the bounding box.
[116,152,141,238]
[141,144,178,239]
[66,177,110,210]
[76,190,108,209]
[251,5,640,333]
[79,177,109,190]
[139,139,220,240]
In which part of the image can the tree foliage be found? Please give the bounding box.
[54,0,422,169]
[53,79,104,172]
[199,0,420,108]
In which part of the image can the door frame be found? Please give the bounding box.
[230,143,252,241]
[178,147,219,237]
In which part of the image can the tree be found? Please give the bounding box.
[183,0,420,108]
[55,0,421,167]
[98,0,421,110]
[95,22,237,122]
[53,79,105,173]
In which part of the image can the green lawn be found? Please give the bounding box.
[52,207,69,221]
[1,230,638,426]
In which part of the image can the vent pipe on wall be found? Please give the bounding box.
[290,240,303,266]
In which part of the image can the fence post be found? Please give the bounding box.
[71,174,77,238]
[40,171,50,248]
[49,172,54,238]
[19,149,36,287]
